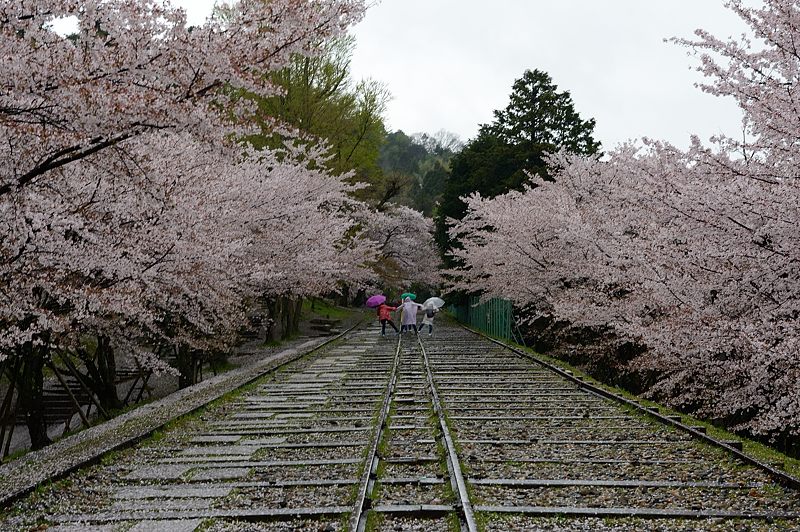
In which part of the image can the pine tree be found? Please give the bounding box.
[435,69,600,260]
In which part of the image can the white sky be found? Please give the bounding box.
[176,0,756,150]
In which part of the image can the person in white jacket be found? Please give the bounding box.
[400,297,423,334]
[419,305,438,336]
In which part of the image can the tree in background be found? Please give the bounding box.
[490,69,601,163]
[241,39,444,294]
[447,0,800,447]
[379,131,430,176]
[246,36,389,183]
[355,204,441,291]
[375,131,429,210]
[0,0,369,448]
[378,130,462,216]
[435,69,600,261]
[413,161,449,216]
[351,130,451,293]
[413,130,465,156]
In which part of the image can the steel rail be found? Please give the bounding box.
[37,324,800,529]
[474,505,800,520]
[417,335,478,532]
[465,325,800,491]
[349,335,402,532]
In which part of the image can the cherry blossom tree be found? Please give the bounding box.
[449,141,800,440]
[357,204,441,290]
[0,0,368,448]
[449,0,800,443]
[673,0,800,182]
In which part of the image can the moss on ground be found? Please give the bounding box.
[303,298,354,321]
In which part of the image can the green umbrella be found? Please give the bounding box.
[400,292,416,300]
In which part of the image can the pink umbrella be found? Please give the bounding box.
[365,294,387,308]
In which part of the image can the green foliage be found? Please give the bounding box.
[489,69,600,158]
[379,130,429,175]
[378,129,461,215]
[372,130,427,211]
[364,511,385,531]
[435,68,600,261]
[302,298,353,320]
[243,36,388,181]
[413,160,449,216]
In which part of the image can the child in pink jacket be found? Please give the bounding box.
[377,303,399,336]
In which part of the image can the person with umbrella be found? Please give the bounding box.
[420,297,445,336]
[398,292,416,331]
[377,301,399,336]
[400,296,423,334]
[419,305,438,336]
[367,294,399,336]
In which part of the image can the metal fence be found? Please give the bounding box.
[450,296,513,340]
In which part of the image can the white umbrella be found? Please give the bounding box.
[422,297,445,309]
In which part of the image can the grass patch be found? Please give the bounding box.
[99,448,124,465]
[446,511,463,532]
[435,437,456,503]
[363,510,384,531]
[475,510,506,531]
[194,518,216,531]
[303,298,353,321]
[2,447,28,463]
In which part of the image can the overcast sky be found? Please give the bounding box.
[175,0,758,150]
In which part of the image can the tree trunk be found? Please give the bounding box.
[16,343,51,450]
[339,284,350,306]
[280,296,291,338]
[176,344,196,389]
[84,335,121,412]
[265,297,283,343]
[291,298,303,334]
[282,297,303,340]
[353,287,367,307]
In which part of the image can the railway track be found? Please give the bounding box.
[2,321,799,531]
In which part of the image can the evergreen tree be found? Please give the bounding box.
[378,129,461,215]
[378,130,429,176]
[435,69,600,260]
[413,160,449,216]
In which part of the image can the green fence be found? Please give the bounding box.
[450,296,513,340]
